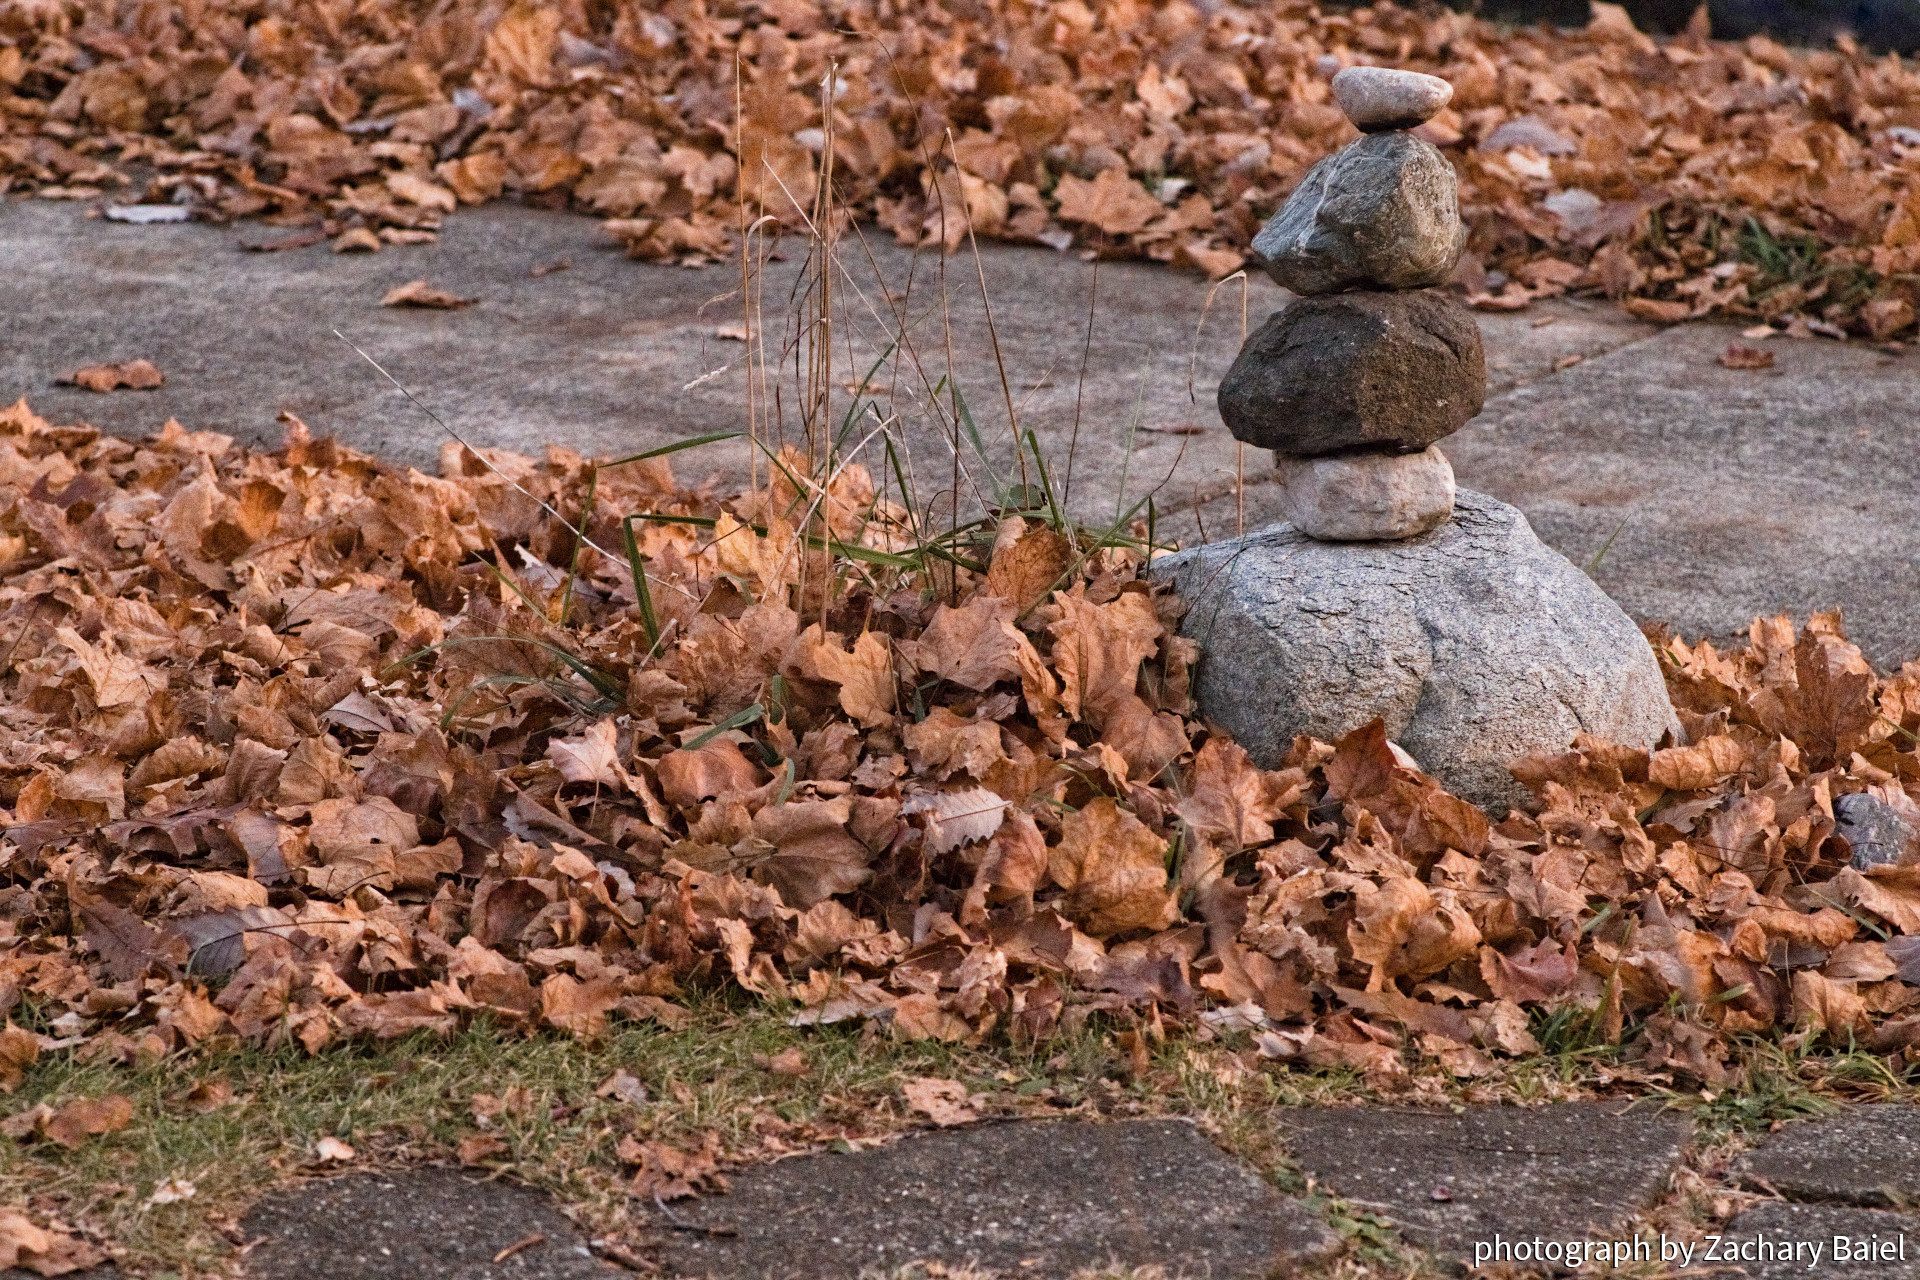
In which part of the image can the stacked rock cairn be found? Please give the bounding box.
[1153,65,1681,814]
[1219,66,1480,542]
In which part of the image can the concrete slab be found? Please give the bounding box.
[8,195,1917,666]
[1720,1202,1920,1278]
[646,1118,1339,1280]
[238,1168,620,1280]
[1446,324,1920,669]
[1277,1102,1691,1268]
[1739,1106,1920,1207]
[0,195,1265,533]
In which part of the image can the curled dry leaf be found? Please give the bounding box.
[58,359,164,392]
[0,1211,104,1276]
[901,1076,978,1127]
[381,279,479,309]
[2,398,1919,1090]
[1718,343,1775,370]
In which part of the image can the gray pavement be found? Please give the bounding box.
[649,1118,1337,1279]
[239,1169,620,1280]
[1278,1101,1692,1268]
[4,195,1917,666]
[1739,1105,1920,1207]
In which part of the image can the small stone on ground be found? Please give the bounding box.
[239,1169,620,1280]
[1739,1106,1920,1206]
[1278,1103,1690,1267]
[1721,1202,1920,1278]
[649,1119,1338,1280]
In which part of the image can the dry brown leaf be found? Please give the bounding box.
[382,279,479,309]
[1718,343,1775,370]
[901,1076,978,1126]
[43,1094,134,1149]
[1048,798,1175,936]
[59,358,164,392]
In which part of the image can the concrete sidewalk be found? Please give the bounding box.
[5,196,1915,666]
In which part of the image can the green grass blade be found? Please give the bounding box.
[598,432,742,468]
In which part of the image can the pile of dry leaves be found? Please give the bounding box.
[6,0,1920,333]
[3,399,1920,1091]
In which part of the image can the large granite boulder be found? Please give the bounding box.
[1150,491,1679,814]
[1217,290,1485,456]
[1249,130,1468,295]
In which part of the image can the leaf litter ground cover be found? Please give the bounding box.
[9,0,1920,335]
[3,376,1920,1269]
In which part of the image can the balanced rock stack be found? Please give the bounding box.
[1220,67,1479,541]
[1154,68,1679,815]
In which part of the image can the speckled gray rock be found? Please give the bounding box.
[1331,67,1453,132]
[1250,131,1468,295]
[1217,290,1485,456]
[1836,792,1920,869]
[1275,444,1455,541]
[1150,490,1679,814]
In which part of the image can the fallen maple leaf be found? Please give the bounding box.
[58,358,164,391]
[0,1211,103,1276]
[1718,343,1775,370]
[382,279,479,309]
[43,1095,134,1148]
[1047,798,1175,936]
[901,1076,978,1126]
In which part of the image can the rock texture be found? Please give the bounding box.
[1217,290,1485,456]
[1835,791,1920,869]
[1331,66,1453,132]
[1275,445,1455,540]
[1149,490,1679,814]
[1249,131,1468,295]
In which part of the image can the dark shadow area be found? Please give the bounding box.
[1445,0,1920,51]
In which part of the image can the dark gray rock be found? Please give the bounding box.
[1835,793,1920,870]
[1278,1103,1691,1269]
[1150,489,1679,814]
[1739,1106,1920,1206]
[1249,131,1468,295]
[1720,1202,1920,1278]
[1217,290,1485,457]
[649,1119,1339,1280]
[240,1169,620,1280]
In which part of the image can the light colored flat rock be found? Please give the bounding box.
[1275,444,1455,540]
[1249,132,1467,295]
[1150,489,1679,814]
[1332,66,1454,132]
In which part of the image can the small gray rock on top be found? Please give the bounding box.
[1250,131,1467,295]
[1332,66,1453,132]
[1217,289,1485,456]
[1150,490,1679,815]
